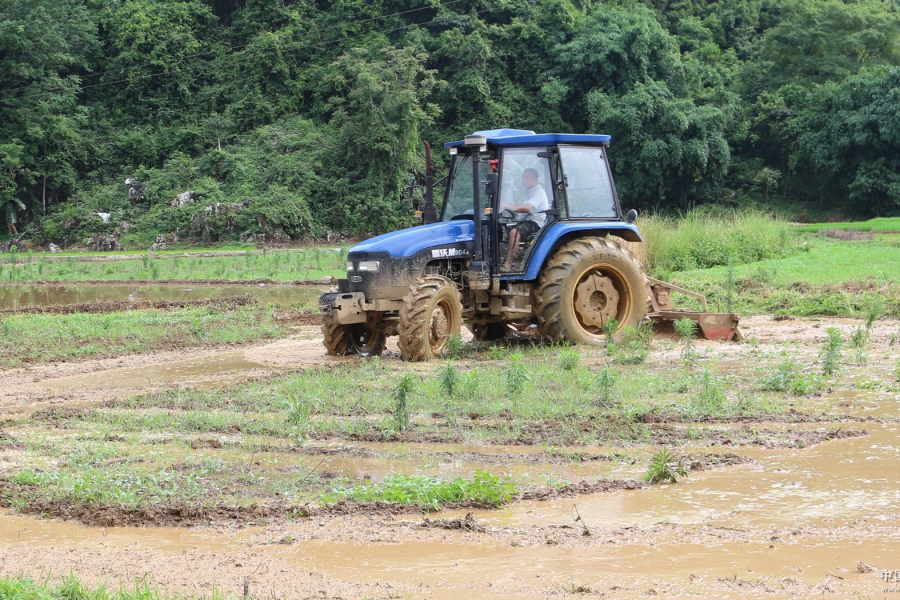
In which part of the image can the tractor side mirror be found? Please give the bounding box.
[485,173,498,197]
[626,208,638,223]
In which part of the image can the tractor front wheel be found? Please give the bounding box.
[398,276,462,361]
[534,237,649,345]
[322,318,386,357]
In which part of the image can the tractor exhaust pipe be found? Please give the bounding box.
[422,141,437,224]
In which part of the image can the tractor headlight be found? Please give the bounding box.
[346,261,354,271]
[357,260,380,272]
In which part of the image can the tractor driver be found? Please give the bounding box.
[500,167,549,269]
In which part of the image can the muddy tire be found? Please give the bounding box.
[534,237,649,345]
[321,317,386,357]
[398,276,463,361]
[467,322,512,342]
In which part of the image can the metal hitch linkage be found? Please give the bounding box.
[646,277,742,342]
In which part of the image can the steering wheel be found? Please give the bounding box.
[498,208,517,224]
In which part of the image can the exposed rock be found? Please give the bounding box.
[172,190,195,208]
[325,230,349,243]
[148,234,168,252]
[49,243,61,253]
[119,222,133,232]
[96,212,111,223]
[85,235,122,252]
[125,178,145,204]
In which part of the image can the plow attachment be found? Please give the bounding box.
[646,277,742,342]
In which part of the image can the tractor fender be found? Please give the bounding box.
[505,222,642,282]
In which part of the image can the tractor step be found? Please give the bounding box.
[646,277,742,341]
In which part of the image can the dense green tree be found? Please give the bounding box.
[2,0,900,245]
[795,67,900,216]
[754,0,900,90]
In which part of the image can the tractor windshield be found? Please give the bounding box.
[441,153,492,221]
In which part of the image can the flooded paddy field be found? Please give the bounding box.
[0,309,898,598]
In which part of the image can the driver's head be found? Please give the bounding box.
[522,168,539,189]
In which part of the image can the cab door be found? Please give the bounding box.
[556,145,620,220]
[496,147,556,274]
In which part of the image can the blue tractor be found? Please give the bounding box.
[319,129,740,360]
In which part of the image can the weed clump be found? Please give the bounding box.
[505,353,530,397]
[393,374,414,431]
[758,359,825,396]
[322,470,517,510]
[611,322,653,365]
[644,448,688,484]
[674,318,699,369]
[594,364,617,406]
[442,334,464,359]
[558,349,580,371]
[438,361,458,397]
[820,328,844,376]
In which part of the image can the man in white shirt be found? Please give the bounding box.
[500,167,549,269]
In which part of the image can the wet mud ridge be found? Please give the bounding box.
[0,296,256,315]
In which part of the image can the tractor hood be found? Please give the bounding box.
[349,220,475,258]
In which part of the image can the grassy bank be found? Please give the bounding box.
[0,301,287,366]
[0,248,346,284]
[0,576,224,600]
[634,210,795,273]
[793,217,900,233]
[670,237,900,316]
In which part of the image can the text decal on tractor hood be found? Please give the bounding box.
[431,247,469,258]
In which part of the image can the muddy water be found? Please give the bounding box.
[470,424,899,529]
[0,424,895,598]
[0,283,326,310]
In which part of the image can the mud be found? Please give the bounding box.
[0,296,257,315]
[0,282,328,311]
[0,478,649,528]
[0,315,898,598]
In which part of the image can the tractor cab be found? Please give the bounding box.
[319,129,740,361]
[441,129,628,277]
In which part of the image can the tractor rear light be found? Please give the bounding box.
[357,261,380,272]
[346,262,354,271]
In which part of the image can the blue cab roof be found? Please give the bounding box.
[444,129,611,148]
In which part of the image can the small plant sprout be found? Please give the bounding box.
[438,361,458,397]
[674,317,699,369]
[820,327,844,376]
[864,296,884,331]
[594,364,617,406]
[602,318,618,351]
[443,333,463,359]
[505,353,530,397]
[394,374,414,431]
[559,349,580,371]
[850,326,868,363]
[644,448,689,484]
[894,357,900,383]
[285,395,314,427]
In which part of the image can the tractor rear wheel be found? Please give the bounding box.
[398,276,462,361]
[467,322,512,342]
[322,318,386,357]
[534,237,648,345]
